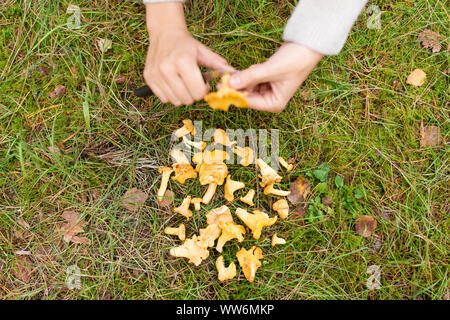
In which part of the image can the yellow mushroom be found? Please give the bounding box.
[236,246,263,283]
[233,145,254,167]
[197,162,228,204]
[173,119,195,138]
[157,166,174,202]
[191,198,202,211]
[173,196,193,220]
[216,256,236,282]
[278,157,293,171]
[164,224,186,241]
[172,163,197,184]
[169,235,209,266]
[204,73,249,111]
[235,208,277,239]
[263,184,291,197]
[213,129,235,146]
[271,234,286,247]
[256,158,282,187]
[272,199,289,219]
[224,175,245,202]
[170,148,190,164]
[183,135,206,150]
[206,205,234,226]
[198,224,221,248]
[239,189,255,206]
[193,149,230,165]
[216,222,245,253]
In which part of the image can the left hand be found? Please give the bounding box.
[228,42,323,112]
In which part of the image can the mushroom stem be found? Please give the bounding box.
[202,183,217,204]
[272,233,286,247]
[240,189,255,206]
[278,157,293,171]
[157,167,174,201]
[164,224,186,241]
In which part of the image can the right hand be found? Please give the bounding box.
[144,28,234,106]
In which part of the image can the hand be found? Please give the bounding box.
[228,42,323,112]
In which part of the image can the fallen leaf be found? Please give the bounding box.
[97,38,112,53]
[406,69,426,86]
[418,29,443,53]
[322,197,333,207]
[420,124,441,147]
[37,66,50,75]
[355,215,377,238]
[115,75,127,84]
[121,188,148,211]
[12,256,33,283]
[48,85,66,99]
[287,176,311,204]
[158,189,174,208]
[58,211,91,244]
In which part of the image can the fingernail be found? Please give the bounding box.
[229,74,240,87]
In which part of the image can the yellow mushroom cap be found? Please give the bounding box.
[236,246,263,283]
[171,163,197,184]
[206,205,234,226]
[169,235,209,266]
[216,256,237,282]
[216,222,245,253]
[224,175,245,202]
[271,233,286,247]
[204,73,249,111]
[273,199,289,219]
[235,208,277,239]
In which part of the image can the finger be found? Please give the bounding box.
[149,83,168,103]
[159,63,193,105]
[160,81,182,106]
[197,44,235,72]
[228,63,272,91]
[177,57,208,101]
[245,90,286,113]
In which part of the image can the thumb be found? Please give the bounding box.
[197,44,234,72]
[228,63,272,90]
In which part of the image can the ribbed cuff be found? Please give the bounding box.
[282,0,367,55]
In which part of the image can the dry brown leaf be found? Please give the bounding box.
[420,124,441,147]
[58,211,91,244]
[157,189,174,208]
[355,215,377,238]
[287,176,311,204]
[406,69,426,86]
[121,188,148,211]
[115,75,127,84]
[418,29,443,53]
[48,85,66,99]
[12,256,33,283]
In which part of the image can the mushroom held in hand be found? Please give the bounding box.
[173,119,195,138]
[236,246,263,283]
[216,256,236,282]
[206,205,234,226]
[204,73,249,111]
[273,199,289,219]
[271,234,286,247]
[233,146,254,167]
[236,208,277,239]
[164,224,186,241]
[169,235,209,266]
[216,222,245,253]
[173,196,193,220]
[256,158,282,187]
[240,189,255,206]
[224,175,245,202]
[157,166,174,202]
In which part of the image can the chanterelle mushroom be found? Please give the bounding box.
[198,224,221,248]
[216,256,236,282]
[157,166,174,202]
[193,150,230,165]
[170,148,190,164]
[191,198,202,211]
[206,205,233,226]
[264,184,291,197]
[204,73,249,111]
[213,129,235,146]
[235,208,277,239]
[271,234,286,247]
[273,199,289,219]
[233,146,254,167]
[240,189,255,206]
[224,175,245,202]
[164,224,186,241]
[174,119,195,138]
[174,196,193,220]
[197,161,228,204]
[236,246,263,283]
[256,158,282,187]
[169,235,209,266]
[279,157,293,171]
[172,163,197,184]
[183,135,206,150]
[216,222,245,253]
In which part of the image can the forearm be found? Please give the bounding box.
[144,1,187,36]
[283,0,368,55]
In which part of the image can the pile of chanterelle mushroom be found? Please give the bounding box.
[157,119,293,283]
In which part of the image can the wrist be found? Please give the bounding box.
[145,2,187,36]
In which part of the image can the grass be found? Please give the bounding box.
[0,0,448,300]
